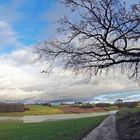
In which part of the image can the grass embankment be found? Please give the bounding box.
[116,107,140,120]
[0,115,107,140]
[116,107,140,139]
[0,105,63,116]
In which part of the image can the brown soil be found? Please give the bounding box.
[60,106,107,113]
[116,112,140,140]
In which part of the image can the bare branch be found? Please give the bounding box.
[35,0,140,80]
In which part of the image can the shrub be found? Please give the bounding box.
[70,104,80,107]
[42,103,52,107]
[75,102,83,105]
[116,102,138,108]
[125,102,138,108]
[116,103,126,108]
[95,103,111,107]
[80,103,93,108]
[24,107,30,111]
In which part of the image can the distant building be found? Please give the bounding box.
[0,103,24,112]
[115,99,123,104]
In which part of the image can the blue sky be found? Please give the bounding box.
[0,0,139,53]
[0,0,62,53]
[0,0,139,103]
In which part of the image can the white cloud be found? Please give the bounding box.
[0,48,138,103]
[0,18,137,102]
[0,20,23,50]
[0,0,138,103]
[0,88,43,102]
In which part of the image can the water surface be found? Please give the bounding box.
[0,111,116,123]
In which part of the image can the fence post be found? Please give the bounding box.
[74,120,77,140]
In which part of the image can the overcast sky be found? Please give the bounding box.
[0,0,140,103]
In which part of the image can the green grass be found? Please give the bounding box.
[0,115,107,140]
[0,105,64,116]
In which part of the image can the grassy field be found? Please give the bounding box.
[0,115,107,140]
[0,105,63,116]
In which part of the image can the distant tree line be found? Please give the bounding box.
[0,103,24,112]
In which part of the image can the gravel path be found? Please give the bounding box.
[82,114,119,140]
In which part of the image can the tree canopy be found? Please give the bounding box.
[36,0,140,80]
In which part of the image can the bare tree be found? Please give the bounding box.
[36,0,140,80]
